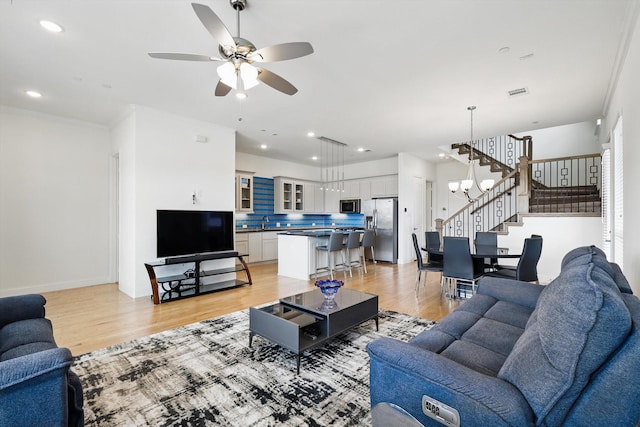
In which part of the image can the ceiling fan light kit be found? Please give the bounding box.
[148,1,313,97]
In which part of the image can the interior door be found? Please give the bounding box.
[410,176,425,261]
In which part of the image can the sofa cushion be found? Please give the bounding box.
[0,318,57,361]
[484,300,534,330]
[498,246,632,426]
[409,292,529,378]
[610,262,633,294]
[440,340,507,377]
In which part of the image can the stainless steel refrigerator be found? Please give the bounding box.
[362,198,398,263]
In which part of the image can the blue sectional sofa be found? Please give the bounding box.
[0,294,84,426]
[367,246,640,426]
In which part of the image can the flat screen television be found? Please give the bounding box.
[157,210,234,258]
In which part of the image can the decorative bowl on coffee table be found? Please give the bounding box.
[315,279,344,301]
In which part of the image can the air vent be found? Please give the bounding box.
[507,87,529,97]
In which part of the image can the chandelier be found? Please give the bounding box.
[448,106,495,201]
[318,137,345,193]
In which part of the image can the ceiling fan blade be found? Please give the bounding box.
[256,68,298,95]
[249,42,314,62]
[215,80,232,96]
[191,3,236,52]
[148,52,223,62]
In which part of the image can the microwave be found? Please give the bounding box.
[340,199,361,214]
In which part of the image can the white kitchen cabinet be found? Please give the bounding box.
[274,177,305,213]
[235,233,249,256]
[324,189,341,213]
[313,183,325,213]
[343,181,360,198]
[359,180,372,200]
[371,175,398,197]
[248,233,262,263]
[385,176,398,196]
[262,231,279,261]
[303,182,325,213]
[235,171,254,212]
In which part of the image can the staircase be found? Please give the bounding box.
[452,142,514,178]
[440,135,601,238]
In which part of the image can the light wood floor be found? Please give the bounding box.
[41,261,460,355]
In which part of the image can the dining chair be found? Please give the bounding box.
[425,231,443,264]
[442,236,483,298]
[412,233,443,296]
[487,236,543,283]
[475,231,498,272]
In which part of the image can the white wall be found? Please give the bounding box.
[0,106,111,296]
[344,156,398,180]
[236,152,320,180]
[512,121,600,159]
[497,216,603,284]
[114,106,236,298]
[600,8,640,294]
[397,153,437,264]
[236,152,398,182]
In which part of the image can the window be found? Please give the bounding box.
[613,116,624,268]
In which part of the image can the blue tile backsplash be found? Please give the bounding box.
[253,176,274,215]
[236,176,364,230]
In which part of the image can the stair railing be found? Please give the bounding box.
[451,134,532,178]
[437,169,519,238]
[528,153,601,213]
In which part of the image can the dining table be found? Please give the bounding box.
[421,248,522,259]
[421,247,522,273]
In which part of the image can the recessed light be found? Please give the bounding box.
[235,92,247,100]
[307,131,315,137]
[260,144,267,149]
[25,90,42,98]
[311,156,318,160]
[39,20,64,33]
[519,53,534,60]
[438,153,446,158]
[357,147,365,152]
[498,46,510,54]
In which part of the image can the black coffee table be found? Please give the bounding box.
[249,288,379,373]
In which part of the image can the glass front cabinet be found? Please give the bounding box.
[275,177,305,213]
[236,171,254,213]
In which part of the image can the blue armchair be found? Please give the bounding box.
[0,294,83,426]
[367,246,640,426]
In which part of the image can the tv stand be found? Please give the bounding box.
[144,251,252,304]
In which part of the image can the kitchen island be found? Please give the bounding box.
[277,229,363,280]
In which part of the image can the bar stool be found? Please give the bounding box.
[360,229,376,273]
[345,231,365,276]
[315,232,348,280]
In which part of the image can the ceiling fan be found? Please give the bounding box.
[148,1,314,97]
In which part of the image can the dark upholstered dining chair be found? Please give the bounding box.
[442,236,483,298]
[424,231,442,264]
[475,231,498,272]
[412,233,443,296]
[486,236,543,283]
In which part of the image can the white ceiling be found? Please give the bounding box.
[0,0,635,166]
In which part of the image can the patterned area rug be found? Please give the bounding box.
[73,309,434,426]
